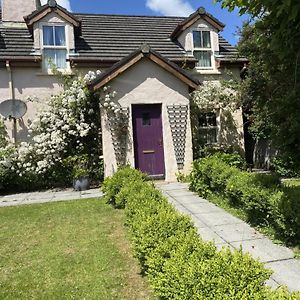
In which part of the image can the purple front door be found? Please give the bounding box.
[132,104,165,177]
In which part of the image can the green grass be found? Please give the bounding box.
[0,198,154,300]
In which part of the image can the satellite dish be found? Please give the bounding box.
[0,99,27,119]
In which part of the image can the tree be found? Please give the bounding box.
[218,0,300,173]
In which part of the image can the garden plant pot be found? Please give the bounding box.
[73,176,90,191]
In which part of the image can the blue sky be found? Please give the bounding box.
[43,0,248,45]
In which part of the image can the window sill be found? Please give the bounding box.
[194,68,222,75]
[36,69,74,76]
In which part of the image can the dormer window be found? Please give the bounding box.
[192,31,212,68]
[42,25,67,70]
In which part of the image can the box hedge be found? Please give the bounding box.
[102,167,300,299]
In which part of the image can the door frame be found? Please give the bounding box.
[131,103,166,179]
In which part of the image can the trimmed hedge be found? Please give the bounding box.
[190,154,300,244]
[102,167,300,299]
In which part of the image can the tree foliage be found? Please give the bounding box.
[217,0,300,172]
[217,0,300,55]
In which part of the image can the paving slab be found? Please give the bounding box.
[21,198,57,205]
[166,190,197,197]
[157,182,188,191]
[0,188,103,207]
[265,259,300,292]
[231,238,294,263]
[265,278,280,290]
[80,193,103,199]
[197,226,226,244]
[215,242,236,252]
[183,202,224,214]
[213,223,264,243]
[167,194,207,204]
[1,195,28,202]
[172,203,192,215]
[51,196,81,203]
[190,215,207,228]
[24,194,55,201]
[0,201,24,207]
[195,211,244,227]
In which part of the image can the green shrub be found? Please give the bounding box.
[212,152,246,169]
[149,245,272,300]
[101,166,145,208]
[252,173,281,188]
[278,186,300,242]
[190,156,239,196]
[271,156,300,178]
[103,167,300,299]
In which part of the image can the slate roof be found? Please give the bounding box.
[71,14,189,63]
[88,44,200,91]
[0,10,246,64]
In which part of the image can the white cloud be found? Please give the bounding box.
[41,0,72,11]
[146,0,194,17]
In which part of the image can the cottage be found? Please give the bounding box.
[0,0,247,181]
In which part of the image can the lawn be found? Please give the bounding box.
[0,198,154,300]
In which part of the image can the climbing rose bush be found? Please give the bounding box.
[0,71,117,192]
[191,80,240,112]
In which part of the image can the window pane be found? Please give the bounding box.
[207,113,217,126]
[44,49,67,69]
[207,128,217,144]
[142,112,151,126]
[43,26,54,46]
[55,26,66,46]
[44,49,56,69]
[198,114,207,127]
[194,51,212,68]
[193,31,201,48]
[199,128,207,145]
[55,49,67,69]
[202,31,211,48]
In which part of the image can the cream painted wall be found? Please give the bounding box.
[102,58,193,182]
[0,66,106,141]
[0,67,63,140]
[2,0,38,23]
[219,108,245,155]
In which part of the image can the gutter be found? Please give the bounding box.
[5,60,17,144]
[0,56,42,63]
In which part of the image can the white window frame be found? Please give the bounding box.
[40,22,70,72]
[192,30,214,70]
[198,111,220,145]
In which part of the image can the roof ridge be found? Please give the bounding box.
[73,12,185,19]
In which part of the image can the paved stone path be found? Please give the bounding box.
[157,182,300,292]
[0,188,103,207]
